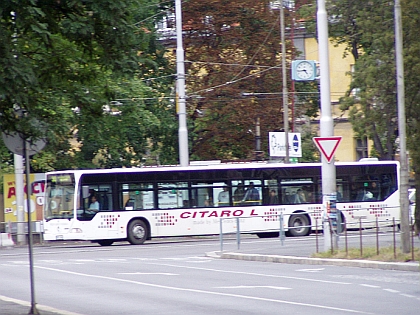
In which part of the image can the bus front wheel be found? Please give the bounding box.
[128,219,148,245]
[287,214,310,237]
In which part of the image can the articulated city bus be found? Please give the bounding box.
[43,160,399,245]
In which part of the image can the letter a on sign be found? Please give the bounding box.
[313,137,342,163]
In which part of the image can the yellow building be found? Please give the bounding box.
[295,35,371,162]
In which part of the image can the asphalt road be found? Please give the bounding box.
[0,235,419,315]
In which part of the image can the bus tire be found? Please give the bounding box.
[127,219,148,245]
[287,214,310,237]
[97,240,114,246]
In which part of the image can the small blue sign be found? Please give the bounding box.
[293,134,299,152]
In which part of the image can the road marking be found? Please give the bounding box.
[360,284,381,288]
[383,289,400,293]
[296,268,325,272]
[217,285,291,290]
[0,294,84,315]
[35,266,370,314]
[118,272,178,276]
[146,262,352,285]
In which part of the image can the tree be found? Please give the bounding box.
[0,0,179,171]
[401,0,420,234]
[181,0,318,161]
[299,0,420,233]
[324,0,398,160]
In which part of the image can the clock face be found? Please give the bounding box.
[295,61,314,80]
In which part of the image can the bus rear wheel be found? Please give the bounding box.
[128,219,148,245]
[287,214,310,237]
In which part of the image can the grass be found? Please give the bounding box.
[312,246,420,263]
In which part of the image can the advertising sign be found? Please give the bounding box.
[3,173,45,222]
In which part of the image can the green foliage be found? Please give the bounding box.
[323,0,398,160]
[0,0,178,171]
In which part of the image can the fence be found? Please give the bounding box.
[219,213,419,261]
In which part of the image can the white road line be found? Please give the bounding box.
[35,265,371,314]
[145,262,352,285]
[118,272,178,276]
[0,294,84,315]
[360,284,381,288]
[295,268,325,272]
[217,285,291,290]
[383,289,400,293]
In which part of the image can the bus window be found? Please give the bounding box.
[191,183,214,207]
[120,183,154,210]
[241,180,262,206]
[280,179,314,204]
[158,182,188,209]
[232,181,245,206]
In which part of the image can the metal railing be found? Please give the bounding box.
[219,214,418,261]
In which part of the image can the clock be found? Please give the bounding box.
[291,60,316,81]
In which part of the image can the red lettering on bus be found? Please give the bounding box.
[220,210,232,217]
[250,209,258,216]
[232,210,243,217]
[180,212,191,219]
[198,211,209,218]
[208,211,219,217]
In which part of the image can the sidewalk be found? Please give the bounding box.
[206,234,420,272]
[0,295,82,315]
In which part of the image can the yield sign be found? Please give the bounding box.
[313,136,342,163]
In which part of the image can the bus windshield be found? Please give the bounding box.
[44,174,75,221]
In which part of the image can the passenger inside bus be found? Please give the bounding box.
[268,190,279,205]
[218,185,230,206]
[88,195,100,212]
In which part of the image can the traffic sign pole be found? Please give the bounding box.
[317,0,338,252]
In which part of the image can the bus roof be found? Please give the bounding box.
[45,160,399,176]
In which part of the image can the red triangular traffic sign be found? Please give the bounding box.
[313,137,342,163]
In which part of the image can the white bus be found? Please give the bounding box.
[43,160,400,246]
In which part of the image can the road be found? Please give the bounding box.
[0,236,419,315]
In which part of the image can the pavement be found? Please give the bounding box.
[1,234,419,314]
[0,294,81,315]
[205,233,420,272]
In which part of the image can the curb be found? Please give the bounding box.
[206,252,420,272]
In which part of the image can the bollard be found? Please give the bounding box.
[236,217,240,250]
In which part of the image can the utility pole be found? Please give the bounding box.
[175,0,189,167]
[394,0,410,253]
[280,2,289,163]
[317,0,337,251]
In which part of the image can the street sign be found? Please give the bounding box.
[313,136,342,163]
[269,132,302,157]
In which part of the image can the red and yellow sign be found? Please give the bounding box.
[3,173,45,222]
